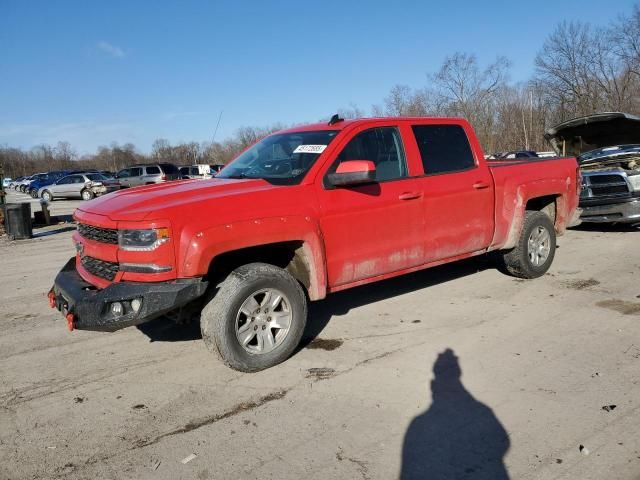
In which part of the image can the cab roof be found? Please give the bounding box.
[277,116,468,134]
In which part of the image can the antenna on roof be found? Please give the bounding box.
[328,114,344,126]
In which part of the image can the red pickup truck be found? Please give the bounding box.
[50,116,580,371]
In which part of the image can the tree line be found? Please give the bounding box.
[2,4,640,180]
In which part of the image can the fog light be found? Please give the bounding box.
[111,302,123,316]
[131,298,142,313]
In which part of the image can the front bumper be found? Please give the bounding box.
[50,257,208,332]
[580,198,640,223]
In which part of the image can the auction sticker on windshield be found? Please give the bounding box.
[293,144,327,154]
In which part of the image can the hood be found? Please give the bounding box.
[544,112,640,157]
[76,178,278,222]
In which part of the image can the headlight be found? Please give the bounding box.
[118,228,170,251]
[628,174,640,192]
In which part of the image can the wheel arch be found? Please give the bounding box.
[204,241,325,301]
[503,193,562,250]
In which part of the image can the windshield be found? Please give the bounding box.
[217,130,339,185]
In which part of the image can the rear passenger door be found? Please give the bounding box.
[410,124,494,263]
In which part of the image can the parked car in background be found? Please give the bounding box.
[17,174,40,192]
[210,164,225,175]
[2,177,12,188]
[545,112,640,224]
[39,173,120,201]
[179,164,213,179]
[9,177,25,188]
[29,171,73,198]
[494,150,540,160]
[115,163,180,187]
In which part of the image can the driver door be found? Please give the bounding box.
[316,125,425,288]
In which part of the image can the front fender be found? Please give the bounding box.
[178,215,328,300]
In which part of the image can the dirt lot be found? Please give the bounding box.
[1,190,640,479]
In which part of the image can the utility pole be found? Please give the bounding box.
[211,110,223,164]
[0,162,5,206]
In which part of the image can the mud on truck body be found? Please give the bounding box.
[50,116,580,371]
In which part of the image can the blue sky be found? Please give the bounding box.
[0,0,636,154]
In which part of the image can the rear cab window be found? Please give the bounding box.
[411,124,476,175]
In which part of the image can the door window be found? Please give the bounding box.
[145,166,161,175]
[327,127,408,184]
[57,175,74,185]
[130,167,143,177]
[70,175,85,184]
[117,169,130,178]
[411,125,476,175]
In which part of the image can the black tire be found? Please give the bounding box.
[41,190,53,202]
[497,210,556,279]
[200,262,307,372]
[30,189,38,198]
[81,189,95,201]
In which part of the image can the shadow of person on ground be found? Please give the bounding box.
[401,349,510,480]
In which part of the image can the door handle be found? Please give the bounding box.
[472,181,490,190]
[398,191,423,200]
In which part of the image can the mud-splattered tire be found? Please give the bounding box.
[41,190,53,202]
[200,262,307,372]
[497,210,556,279]
[81,189,95,201]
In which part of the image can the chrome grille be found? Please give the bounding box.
[581,172,630,200]
[80,256,119,281]
[78,223,118,244]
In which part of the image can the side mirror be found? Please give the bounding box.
[327,160,376,187]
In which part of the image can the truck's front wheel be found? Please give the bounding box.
[200,262,307,372]
[498,210,556,279]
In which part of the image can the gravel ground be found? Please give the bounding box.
[1,190,639,479]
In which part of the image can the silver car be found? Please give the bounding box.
[39,173,119,201]
[115,163,180,187]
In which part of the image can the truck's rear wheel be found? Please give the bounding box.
[498,210,556,279]
[200,262,307,372]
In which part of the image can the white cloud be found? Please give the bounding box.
[97,41,125,58]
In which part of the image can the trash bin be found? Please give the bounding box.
[4,203,32,240]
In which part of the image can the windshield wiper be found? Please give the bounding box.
[222,172,261,180]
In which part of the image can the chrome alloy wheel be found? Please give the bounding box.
[235,288,292,355]
[527,225,551,267]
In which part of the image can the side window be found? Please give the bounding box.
[145,166,161,175]
[71,175,85,184]
[130,167,143,177]
[57,175,73,185]
[117,169,130,178]
[328,127,408,183]
[412,125,476,175]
